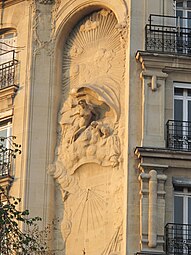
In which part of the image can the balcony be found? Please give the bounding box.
[165,223,191,255]
[0,136,21,187]
[166,120,191,151]
[145,14,191,55]
[0,50,18,89]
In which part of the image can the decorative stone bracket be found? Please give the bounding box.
[139,163,167,253]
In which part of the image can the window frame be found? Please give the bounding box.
[174,187,191,224]
[0,120,12,149]
[174,82,191,122]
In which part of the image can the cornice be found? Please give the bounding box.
[135,146,191,170]
[136,50,191,73]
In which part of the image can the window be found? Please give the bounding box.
[176,0,191,27]
[0,28,17,64]
[0,120,12,177]
[175,0,191,53]
[0,28,18,89]
[174,83,191,122]
[174,187,191,224]
[173,186,191,254]
[173,82,191,149]
[0,120,12,148]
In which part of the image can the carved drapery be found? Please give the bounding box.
[50,9,126,255]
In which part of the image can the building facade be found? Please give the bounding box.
[0,0,190,254]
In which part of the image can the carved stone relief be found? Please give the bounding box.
[62,9,125,95]
[50,9,125,255]
[56,86,121,175]
[32,0,55,55]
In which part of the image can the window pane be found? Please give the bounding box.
[175,87,183,95]
[174,196,183,224]
[188,12,191,28]
[188,101,191,121]
[176,1,183,8]
[174,186,184,192]
[0,125,11,148]
[0,129,8,138]
[176,11,183,27]
[174,99,183,121]
[187,89,191,96]
[188,197,191,224]
[187,1,191,7]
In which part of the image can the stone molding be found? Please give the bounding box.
[135,147,191,169]
[137,51,169,148]
[0,85,18,118]
[138,163,167,253]
[135,146,191,253]
[136,50,191,72]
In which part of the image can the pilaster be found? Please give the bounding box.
[140,71,168,148]
[139,164,167,253]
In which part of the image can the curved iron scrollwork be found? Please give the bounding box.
[145,14,191,55]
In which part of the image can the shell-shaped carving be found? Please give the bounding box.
[62,9,125,98]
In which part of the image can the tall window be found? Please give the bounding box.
[0,28,18,89]
[174,186,191,254]
[176,0,191,21]
[174,83,191,122]
[0,28,17,64]
[0,120,12,148]
[174,187,191,224]
[173,83,191,149]
[175,0,191,53]
[0,120,12,177]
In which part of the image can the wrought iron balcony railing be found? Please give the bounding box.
[0,136,21,179]
[145,14,191,55]
[166,120,191,151]
[0,50,18,89]
[165,223,191,255]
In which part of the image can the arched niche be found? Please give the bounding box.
[53,1,128,106]
[51,5,126,255]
